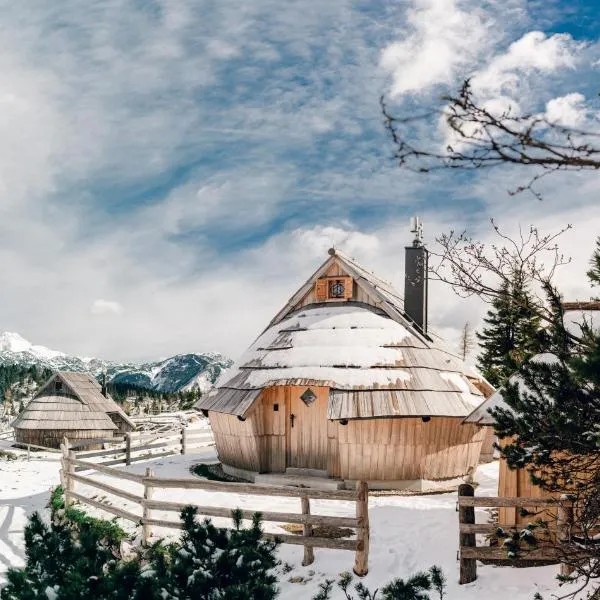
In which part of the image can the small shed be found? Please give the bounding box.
[198,244,489,491]
[465,304,600,525]
[12,371,135,449]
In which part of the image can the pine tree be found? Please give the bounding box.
[1,490,280,600]
[491,279,600,588]
[476,276,543,387]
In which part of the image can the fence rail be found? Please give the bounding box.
[67,426,214,467]
[457,484,576,584]
[60,442,369,575]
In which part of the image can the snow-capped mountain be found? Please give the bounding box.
[0,331,231,393]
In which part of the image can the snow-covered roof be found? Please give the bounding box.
[199,303,484,418]
[12,371,135,431]
[463,353,558,426]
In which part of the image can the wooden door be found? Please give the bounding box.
[286,386,329,471]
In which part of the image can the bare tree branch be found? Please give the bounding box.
[382,80,600,199]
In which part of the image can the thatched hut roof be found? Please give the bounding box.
[12,371,135,431]
[198,250,486,419]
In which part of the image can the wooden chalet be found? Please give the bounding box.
[12,371,135,449]
[198,235,490,490]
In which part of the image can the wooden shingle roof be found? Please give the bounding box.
[198,249,486,419]
[12,371,135,431]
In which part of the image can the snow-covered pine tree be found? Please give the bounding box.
[491,273,600,590]
[476,275,543,387]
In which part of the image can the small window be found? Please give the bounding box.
[55,380,63,392]
[329,279,345,298]
[300,388,317,406]
[273,403,279,412]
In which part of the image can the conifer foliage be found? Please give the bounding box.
[490,244,600,590]
[476,276,543,387]
[1,489,279,600]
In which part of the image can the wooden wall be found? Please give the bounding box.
[15,428,113,449]
[332,417,485,481]
[498,439,553,526]
[211,386,486,482]
[210,386,329,473]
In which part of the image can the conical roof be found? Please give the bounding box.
[198,250,486,419]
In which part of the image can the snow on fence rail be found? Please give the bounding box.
[59,442,370,575]
[458,484,578,584]
[67,426,214,467]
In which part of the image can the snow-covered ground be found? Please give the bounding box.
[0,434,579,599]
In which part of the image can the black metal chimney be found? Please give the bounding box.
[404,216,428,333]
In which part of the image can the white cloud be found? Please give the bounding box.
[0,0,598,367]
[380,0,492,97]
[545,92,587,126]
[90,300,123,316]
[473,31,583,95]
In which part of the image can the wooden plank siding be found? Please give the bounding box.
[211,386,485,482]
[498,438,553,526]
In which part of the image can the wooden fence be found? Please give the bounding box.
[60,443,369,575]
[68,426,214,467]
[458,484,576,584]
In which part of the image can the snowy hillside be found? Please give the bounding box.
[0,331,231,393]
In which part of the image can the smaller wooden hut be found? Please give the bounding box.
[12,372,135,448]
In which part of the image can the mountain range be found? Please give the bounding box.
[0,331,232,394]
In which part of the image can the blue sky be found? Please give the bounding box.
[0,0,599,362]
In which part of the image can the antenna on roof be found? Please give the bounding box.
[410,216,424,247]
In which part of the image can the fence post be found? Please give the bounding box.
[353,480,369,577]
[557,495,575,577]
[142,467,154,545]
[181,425,187,455]
[458,483,477,584]
[301,495,314,566]
[125,433,132,466]
[60,436,69,488]
[65,450,76,508]
[27,444,31,461]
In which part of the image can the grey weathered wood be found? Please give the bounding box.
[261,533,358,550]
[69,491,141,523]
[67,457,145,483]
[459,484,477,585]
[143,499,359,527]
[70,473,143,504]
[460,546,563,560]
[353,481,369,577]
[301,495,314,566]
[460,523,557,534]
[130,441,178,454]
[77,446,126,459]
[458,496,558,508]
[142,467,154,545]
[144,477,359,500]
[557,495,575,577]
[181,426,187,455]
[125,433,132,466]
[65,449,76,507]
[70,437,126,449]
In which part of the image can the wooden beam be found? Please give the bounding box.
[145,477,359,500]
[70,473,143,504]
[458,496,558,508]
[143,499,359,528]
[69,491,140,523]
